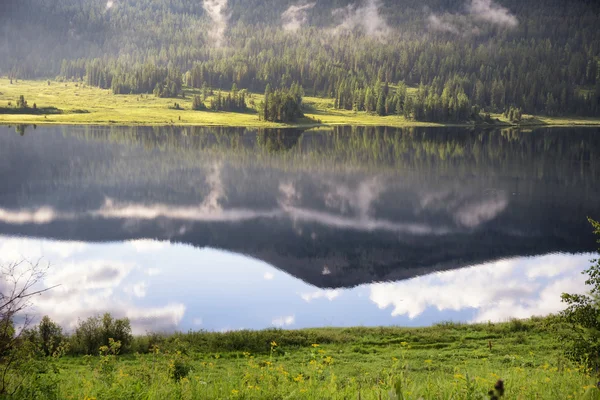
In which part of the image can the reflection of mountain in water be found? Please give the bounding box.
[0,125,599,288]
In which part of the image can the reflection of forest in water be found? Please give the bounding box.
[0,125,599,288]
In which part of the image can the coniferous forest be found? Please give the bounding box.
[1,0,600,122]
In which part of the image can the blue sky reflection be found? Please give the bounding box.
[0,235,590,334]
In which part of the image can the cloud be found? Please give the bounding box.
[301,289,341,302]
[468,0,518,28]
[193,318,203,326]
[203,0,229,47]
[427,14,460,35]
[106,1,114,10]
[264,272,275,280]
[331,0,391,38]
[282,3,316,32]
[427,0,517,36]
[369,253,589,322]
[272,315,295,327]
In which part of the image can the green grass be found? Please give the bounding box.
[1,79,599,128]
[7,317,600,399]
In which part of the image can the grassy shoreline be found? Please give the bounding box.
[12,317,599,399]
[1,80,600,129]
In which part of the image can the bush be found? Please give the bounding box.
[70,313,133,355]
[560,218,600,367]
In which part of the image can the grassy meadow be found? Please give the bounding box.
[8,318,600,400]
[1,79,600,128]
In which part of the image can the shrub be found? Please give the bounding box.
[560,218,600,367]
[70,313,132,355]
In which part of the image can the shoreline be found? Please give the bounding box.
[1,80,599,129]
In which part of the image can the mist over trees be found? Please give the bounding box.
[1,0,599,120]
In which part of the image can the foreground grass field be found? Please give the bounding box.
[1,79,600,128]
[10,318,600,400]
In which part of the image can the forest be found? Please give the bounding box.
[1,0,600,121]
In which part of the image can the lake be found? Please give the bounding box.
[0,124,598,334]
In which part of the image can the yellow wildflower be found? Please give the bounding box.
[271,341,277,347]
[312,344,320,347]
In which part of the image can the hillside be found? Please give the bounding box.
[1,0,599,121]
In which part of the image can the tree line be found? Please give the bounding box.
[2,0,599,121]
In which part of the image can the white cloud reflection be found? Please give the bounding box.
[369,253,589,322]
[301,289,341,302]
[0,234,591,332]
[272,315,295,327]
[0,236,185,335]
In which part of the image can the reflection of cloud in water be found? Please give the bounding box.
[272,315,295,327]
[94,199,282,221]
[0,237,185,335]
[418,187,509,228]
[369,253,589,322]
[322,178,383,218]
[124,281,148,298]
[453,195,509,228]
[0,175,509,235]
[201,162,226,212]
[0,207,64,225]
[128,239,168,252]
[283,205,452,235]
[301,289,341,302]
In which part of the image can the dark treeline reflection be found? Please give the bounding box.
[0,125,599,288]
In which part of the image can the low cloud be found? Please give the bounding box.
[282,3,316,32]
[427,0,517,36]
[468,0,518,28]
[331,0,391,38]
[203,0,229,46]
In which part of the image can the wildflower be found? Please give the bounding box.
[231,389,239,395]
[454,373,465,380]
[294,373,304,382]
[312,344,320,347]
[424,359,433,364]
[401,342,408,346]
[300,389,307,393]
[271,341,277,347]
[392,357,398,362]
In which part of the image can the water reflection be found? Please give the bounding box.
[0,235,590,333]
[0,124,598,330]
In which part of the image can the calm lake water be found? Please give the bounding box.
[0,124,599,334]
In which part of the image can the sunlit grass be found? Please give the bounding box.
[10,318,600,399]
[2,79,598,128]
